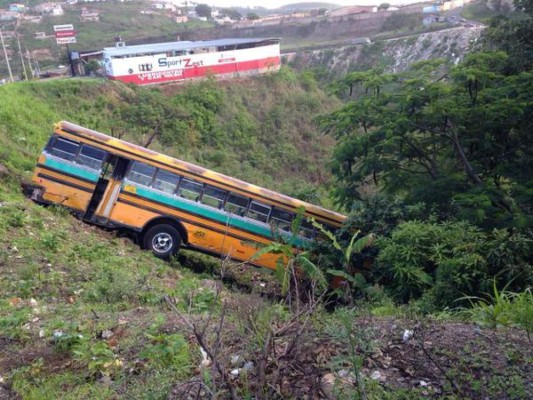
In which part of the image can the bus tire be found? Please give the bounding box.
[143,224,181,259]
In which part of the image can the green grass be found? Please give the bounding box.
[1,69,531,400]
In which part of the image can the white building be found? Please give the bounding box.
[34,2,64,16]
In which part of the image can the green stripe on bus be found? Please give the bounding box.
[132,185,309,248]
[44,158,100,182]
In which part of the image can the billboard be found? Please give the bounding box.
[56,37,77,44]
[54,24,76,45]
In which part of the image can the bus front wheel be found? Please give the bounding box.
[143,224,181,259]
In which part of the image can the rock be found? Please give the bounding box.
[402,329,413,342]
[230,355,241,366]
[39,329,45,338]
[320,373,336,399]
[420,380,428,387]
[101,329,114,339]
[370,370,381,380]
[242,361,253,372]
[338,369,349,378]
[370,349,383,359]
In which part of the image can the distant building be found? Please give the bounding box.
[34,3,64,16]
[423,5,441,14]
[174,15,188,23]
[80,7,99,21]
[9,3,26,13]
[0,10,19,21]
[152,2,175,10]
[23,15,43,23]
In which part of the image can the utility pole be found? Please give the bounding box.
[17,35,28,81]
[0,27,14,82]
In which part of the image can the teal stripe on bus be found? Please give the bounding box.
[132,185,309,248]
[44,158,100,182]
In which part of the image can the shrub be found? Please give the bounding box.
[374,220,532,309]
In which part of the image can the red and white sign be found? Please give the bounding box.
[55,30,76,38]
[56,37,77,45]
[54,24,76,44]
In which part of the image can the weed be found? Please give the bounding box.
[83,264,139,304]
[461,281,515,329]
[171,279,219,313]
[327,308,375,400]
[40,231,64,252]
[141,333,191,373]
[509,288,533,341]
[73,341,121,378]
[0,304,32,340]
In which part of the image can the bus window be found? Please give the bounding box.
[48,137,80,162]
[77,144,107,170]
[178,178,203,201]
[299,219,316,239]
[153,169,180,194]
[128,161,156,186]
[248,201,271,224]
[225,193,248,217]
[201,185,227,209]
[270,208,294,232]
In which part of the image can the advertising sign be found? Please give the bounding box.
[55,30,76,38]
[56,37,77,45]
[53,24,74,32]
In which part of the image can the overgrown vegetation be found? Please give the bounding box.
[1,2,532,398]
[316,0,532,324]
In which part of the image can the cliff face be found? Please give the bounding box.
[383,26,484,72]
[288,26,484,74]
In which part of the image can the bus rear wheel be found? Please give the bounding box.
[143,224,181,259]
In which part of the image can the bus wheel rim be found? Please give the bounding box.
[152,232,173,253]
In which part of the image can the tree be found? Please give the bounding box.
[84,60,101,76]
[221,8,242,20]
[195,3,212,19]
[482,0,533,72]
[119,89,183,149]
[378,3,390,10]
[246,12,260,20]
[321,57,533,229]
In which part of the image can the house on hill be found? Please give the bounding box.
[0,10,19,21]
[80,7,99,21]
[9,3,26,13]
[34,3,64,16]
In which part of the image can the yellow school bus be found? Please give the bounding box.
[29,121,346,270]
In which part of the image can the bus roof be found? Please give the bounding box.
[56,121,346,225]
[103,38,280,58]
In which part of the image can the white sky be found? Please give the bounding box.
[203,1,410,9]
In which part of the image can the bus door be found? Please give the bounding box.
[84,156,129,222]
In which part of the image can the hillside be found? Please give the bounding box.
[1,70,532,399]
[0,73,339,204]
[288,25,484,75]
